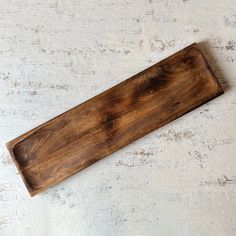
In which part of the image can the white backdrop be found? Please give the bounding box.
[0,0,235,235]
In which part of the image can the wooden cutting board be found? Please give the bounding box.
[6,43,224,196]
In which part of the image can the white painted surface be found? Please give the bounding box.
[0,0,236,235]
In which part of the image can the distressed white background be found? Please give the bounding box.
[0,0,236,235]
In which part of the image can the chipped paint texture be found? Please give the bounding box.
[0,0,236,235]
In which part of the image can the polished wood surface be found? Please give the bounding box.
[6,43,224,196]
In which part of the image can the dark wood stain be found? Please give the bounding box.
[6,43,224,196]
[131,67,169,104]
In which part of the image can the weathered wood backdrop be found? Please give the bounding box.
[0,0,235,235]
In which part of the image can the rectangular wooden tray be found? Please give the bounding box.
[6,43,224,196]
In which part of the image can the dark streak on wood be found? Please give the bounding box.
[6,43,224,196]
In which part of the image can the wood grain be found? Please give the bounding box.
[6,43,224,196]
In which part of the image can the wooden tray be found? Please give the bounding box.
[6,43,224,196]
